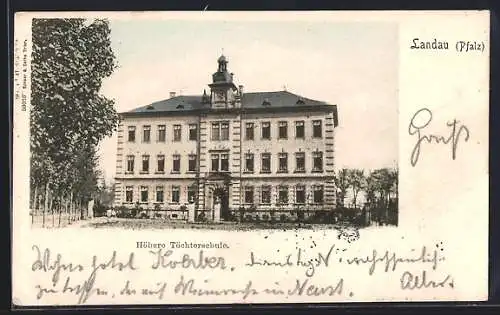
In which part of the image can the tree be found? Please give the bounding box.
[333,168,350,208]
[348,169,365,208]
[30,18,119,224]
[364,167,398,225]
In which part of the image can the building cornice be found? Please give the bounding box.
[120,105,339,126]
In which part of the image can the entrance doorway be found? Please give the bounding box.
[212,186,230,221]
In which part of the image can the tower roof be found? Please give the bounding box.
[218,54,227,63]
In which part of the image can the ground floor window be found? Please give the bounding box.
[313,185,324,204]
[278,186,288,204]
[156,186,164,203]
[125,186,133,202]
[295,185,305,204]
[261,186,271,204]
[140,186,148,203]
[244,186,254,204]
[172,186,180,203]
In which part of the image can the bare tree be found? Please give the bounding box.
[348,169,365,208]
[333,168,350,208]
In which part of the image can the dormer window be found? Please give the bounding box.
[146,105,155,110]
[176,104,184,109]
[262,98,271,106]
[296,98,305,105]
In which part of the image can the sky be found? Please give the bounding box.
[98,17,399,183]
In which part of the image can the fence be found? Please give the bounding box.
[30,210,83,228]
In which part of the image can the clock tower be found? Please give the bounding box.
[208,55,240,109]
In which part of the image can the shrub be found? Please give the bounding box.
[196,211,207,222]
[238,206,245,222]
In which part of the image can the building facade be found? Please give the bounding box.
[114,56,339,222]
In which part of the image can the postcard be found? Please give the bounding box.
[12,11,489,306]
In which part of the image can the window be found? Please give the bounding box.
[245,153,254,172]
[246,122,254,140]
[212,122,229,141]
[278,121,288,139]
[295,152,305,172]
[189,124,198,141]
[188,154,197,172]
[221,122,229,140]
[211,122,220,141]
[126,155,135,173]
[141,155,149,173]
[156,186,164,203]
[125,186,133,202]
[295,185,306,204]
[140,186,148,203]
[313,120,322,138]
[211,154,219,172]
[278,153,288,173]
[261,186,271,204]
[312,151,323,172]
[261,153,271,173]
[187,185,197,203]
[244,186,254,204]
[295,121,305,139]
[157,125,166,142]
[171,186,180,203]
[128,126,136,142]
[262,122,271,139]
[278,186,289,204]
[157,155,165,172]
[221,153,229,171]
[173,125,181,141]
[143,125,151,143]
[172,154,180,172]
[313,185,324,204]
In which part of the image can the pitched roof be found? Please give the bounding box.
[126,91,331,114]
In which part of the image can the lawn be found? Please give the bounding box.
[80,217,346,231]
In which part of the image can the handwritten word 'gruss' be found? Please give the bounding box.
[400,270,454,290]
[345,245,444,275]
[408,108,470,166]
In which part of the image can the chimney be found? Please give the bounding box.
[239,85,244,96]
[170,92,176,98]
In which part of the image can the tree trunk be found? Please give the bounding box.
[64,195,69,227]
[353,189,358,209]
[69,192,73,224]
[76,199,81,221]
[32,186,38,225]
[33,185,38,211]
[50,195,54,228]
[58,196,63,227]
[43,182,49,228]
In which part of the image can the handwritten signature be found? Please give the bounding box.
[409,108,470,166]
[400,270,454,290]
